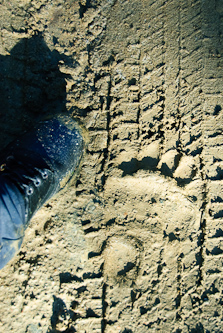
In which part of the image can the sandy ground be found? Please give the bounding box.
[0,0,223,332]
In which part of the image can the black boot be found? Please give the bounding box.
[0,115,84,268]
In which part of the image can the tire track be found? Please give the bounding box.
[200,1,223,330]
[1,1,223,332]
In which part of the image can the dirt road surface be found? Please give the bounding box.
[0,0,223,332]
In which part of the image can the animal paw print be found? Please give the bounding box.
[156,149,197,185]
[118,139,198,186]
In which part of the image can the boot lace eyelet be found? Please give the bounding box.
[42,170,48,179]
[34,178,41,187]
[0,163,6,172]
[27,187,34,195]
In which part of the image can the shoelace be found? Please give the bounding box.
[0,155,50,196]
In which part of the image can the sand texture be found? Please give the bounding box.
[0,0,223,332]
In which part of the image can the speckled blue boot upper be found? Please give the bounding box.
[0,115,84,239]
